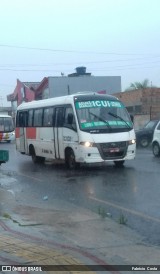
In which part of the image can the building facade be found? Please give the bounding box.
[114,88,160,129]
[7,68,121,109]
[48,75,121,98]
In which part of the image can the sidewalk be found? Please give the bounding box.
[0,175,160,273]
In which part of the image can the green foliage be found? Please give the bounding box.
[97,206,112,219]
[3,213,11,219]
[98,206,106,218]
[125,78,154,91]
[118,213,128,225]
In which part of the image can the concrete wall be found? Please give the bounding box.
[141,88,160,115]
[114,88,160,116]
[114,89,142,107]
[48,76,121,97]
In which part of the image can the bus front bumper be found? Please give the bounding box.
[76,144,136,164]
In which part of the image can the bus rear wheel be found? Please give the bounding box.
[31,147,45,163]
[65,149,79,170]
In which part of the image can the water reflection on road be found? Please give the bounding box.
[1,142,160,245]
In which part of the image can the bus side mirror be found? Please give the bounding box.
[67,113,73,124]
[130,114,134,123]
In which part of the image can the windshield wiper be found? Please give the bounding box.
[108,112,132,129]
[89,111,112,129]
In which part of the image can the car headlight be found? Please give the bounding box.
[80,141,95,147]
[128,139,136,145]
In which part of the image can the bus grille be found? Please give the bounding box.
[98,141,128,160]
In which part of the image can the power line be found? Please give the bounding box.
[1,55,160,67]
[92,64,160,72]
[0,64,160,72]
[1,57,160,71]
[0,43,159,56]
[0,54,160,70]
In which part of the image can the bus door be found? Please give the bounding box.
[19,111,28,153]
[54,107,64,159]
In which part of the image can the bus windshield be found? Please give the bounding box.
[0,117,14,132]
[75,99,133,133]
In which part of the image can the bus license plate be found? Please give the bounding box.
[109,148,120,153]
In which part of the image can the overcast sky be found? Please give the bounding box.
[0,0,160,106]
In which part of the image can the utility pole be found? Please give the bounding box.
[0,96,3,107]
[67,85,70,95]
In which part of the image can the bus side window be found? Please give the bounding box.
[64,107,77,131]
[55,108,64,127]
[52,108,56,126]
[43,107,54,127]
[33,109,43,127]
[28,110,33,127]
[17,111,28,127]
[18,112,22,127]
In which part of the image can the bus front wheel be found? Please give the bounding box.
[65,149,79,170]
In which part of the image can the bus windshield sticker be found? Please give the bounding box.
[81,120,131,128]
[75,100,123,109]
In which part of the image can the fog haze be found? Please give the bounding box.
[0,0,160,106]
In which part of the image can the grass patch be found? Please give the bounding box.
[97,206,112,219]
[118,213,128,225]
[3,213,12,219]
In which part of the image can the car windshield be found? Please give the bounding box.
[0,117,14,132]
[145,121,157,129]
[75,99,133,133]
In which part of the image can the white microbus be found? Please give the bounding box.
[0,114,15,143]
[16,93,136,168]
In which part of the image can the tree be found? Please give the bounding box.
[125,79,151,91]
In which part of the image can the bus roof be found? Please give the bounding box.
[0,114,12,118]
[17,92,119,111]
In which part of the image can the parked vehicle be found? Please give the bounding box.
[136,120,159,148]
[152,121,160,157]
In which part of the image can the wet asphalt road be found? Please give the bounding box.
[0,142,160,246]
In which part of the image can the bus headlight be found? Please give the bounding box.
[128,139,136,145]
[80,141,95,147]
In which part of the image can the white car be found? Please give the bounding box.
[152,121,160,157]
